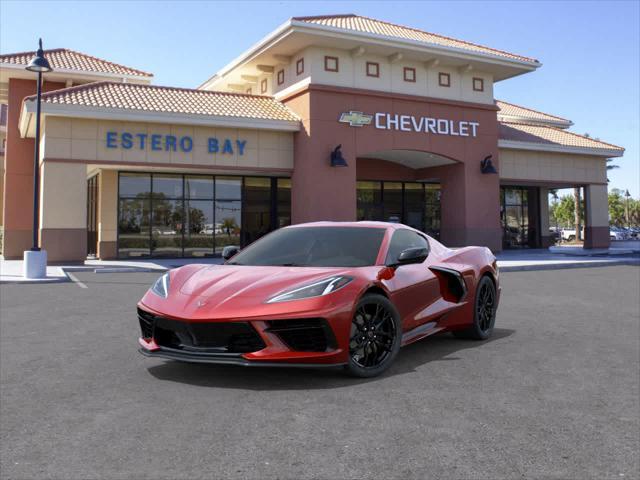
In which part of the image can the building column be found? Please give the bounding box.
[98,170,118,259]
[39,161,87,262]
[539,187,553,247]
[286,91,357,224]
[429,161,502,252]
[584,184,610,249]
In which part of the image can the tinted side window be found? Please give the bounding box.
[385,229,429,264]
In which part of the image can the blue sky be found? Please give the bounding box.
[1,0,638,196]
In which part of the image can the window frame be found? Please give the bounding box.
[324,55,339,72]
[438,72,451,87]
[296,58,304,76]
[403,67,416,83]
[472,77,484,92]
[277,69,284,85]
[260,78,268,94]
[366,61,380,78]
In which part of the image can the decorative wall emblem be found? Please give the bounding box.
[338,111,374,127]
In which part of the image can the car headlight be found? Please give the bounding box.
[150,273,170,298]
[267,276,353,303]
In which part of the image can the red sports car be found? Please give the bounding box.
[138,222,500,377]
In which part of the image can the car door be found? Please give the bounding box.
[383,229,441,332]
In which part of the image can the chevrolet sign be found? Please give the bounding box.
[338,111,373,127]
[339,111,480,137]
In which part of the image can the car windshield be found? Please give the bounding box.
[228,227,386,267]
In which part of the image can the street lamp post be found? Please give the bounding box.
[625,189,631,230]
[552,191,559,244]
[23,39,52,279]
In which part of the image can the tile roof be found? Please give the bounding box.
[293,14,538,64]
[0,48,152,78]
[27,81,299,122]
[499,122,624,154]
[496,100,572,126]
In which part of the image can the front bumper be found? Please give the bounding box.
[137,305,350,367]
[138,339,345,368]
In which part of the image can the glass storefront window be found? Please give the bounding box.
[117,173,290,258]
[151,199,184,257]
[356,180,441,238]
[153,174,183,198]
[215,177,242,254]
[185,176,214,200]
[184,199,215,257]
[215,201,241,254]
[277,178,292,228]
[118,197,151,257]
[383,182,403,223]
[404,183,424,231]
[501,186,538,248]
[119,173,151,197]
[357,181,382,221]
[243,177,272,246]
[425,184,441,238]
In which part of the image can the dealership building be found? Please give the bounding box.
[0,14,624,261]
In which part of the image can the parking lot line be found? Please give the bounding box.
[66,272,88,289]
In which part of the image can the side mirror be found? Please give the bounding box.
[222,245,240,261]
[395,247,428,266]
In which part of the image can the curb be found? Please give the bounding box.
[499,259,640,272]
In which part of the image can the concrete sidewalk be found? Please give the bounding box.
[1,250,638,284]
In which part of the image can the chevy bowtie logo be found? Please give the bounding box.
[339,111,373,127]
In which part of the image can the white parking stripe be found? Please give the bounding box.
[66,272,88,289]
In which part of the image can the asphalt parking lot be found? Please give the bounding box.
[1,266,639,480]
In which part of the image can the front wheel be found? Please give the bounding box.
[345,294,402,378]
[453,276,497,340]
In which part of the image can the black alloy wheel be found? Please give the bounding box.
[346,294,401,378]
[476,279,496,334]
[453,275,497,340]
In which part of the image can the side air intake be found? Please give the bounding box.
[429,266,468,303]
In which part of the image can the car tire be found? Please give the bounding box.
[567,235,575,242]
[452,275,497,341]
[345,293,402,378]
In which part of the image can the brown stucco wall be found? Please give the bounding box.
[2,78,65,259]
[282,84,502,251]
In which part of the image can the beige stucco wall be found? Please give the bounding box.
[40,161,86,229]
[499,149,607,184]
[272,46,494,104]
[98,169,118,243]
[585,184,609,228]
[42,117,294,170]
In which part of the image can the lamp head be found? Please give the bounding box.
[480,155,498,174]
[26,39,53,73]
[330,144,348,167]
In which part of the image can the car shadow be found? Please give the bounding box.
[146,328,515,391]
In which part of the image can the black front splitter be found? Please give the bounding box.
[139,347,346,369]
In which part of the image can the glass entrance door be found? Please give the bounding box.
[500,186,540,248]
[86,175,99,257]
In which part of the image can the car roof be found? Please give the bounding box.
[285,221,404,230]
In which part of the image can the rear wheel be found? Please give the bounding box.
[453,276,497,340]
[345,294,401,378]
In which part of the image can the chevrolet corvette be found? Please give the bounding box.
[138,222,500,377]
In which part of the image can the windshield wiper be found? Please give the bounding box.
[278,262,308,267]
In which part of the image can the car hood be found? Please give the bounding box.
[140,264,375,320]
[179,265,351,300]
